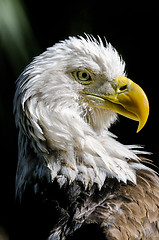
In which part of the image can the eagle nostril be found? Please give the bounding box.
[119,85,127,91]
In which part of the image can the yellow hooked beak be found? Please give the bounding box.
[86,76,149,132]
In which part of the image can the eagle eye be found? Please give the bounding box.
[72,70,92,84]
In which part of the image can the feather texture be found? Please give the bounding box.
[13,35,159,239]
[14,168,159,240]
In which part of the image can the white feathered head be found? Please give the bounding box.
[14,35,149,195]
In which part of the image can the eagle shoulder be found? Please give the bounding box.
[15,158,159,240]
[84,169,159,240]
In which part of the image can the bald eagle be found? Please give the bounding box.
[14,36,159,240]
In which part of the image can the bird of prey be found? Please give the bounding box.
[14,35,159,240]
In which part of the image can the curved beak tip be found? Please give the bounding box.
[136,103,149,133]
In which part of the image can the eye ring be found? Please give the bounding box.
[72,70,92,84]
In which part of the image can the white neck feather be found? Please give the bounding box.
[18,90,149,191]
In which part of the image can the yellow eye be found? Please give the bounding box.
[72,70,92,84]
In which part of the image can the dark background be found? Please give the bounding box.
[0,1,158,238]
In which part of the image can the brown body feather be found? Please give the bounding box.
[14,158,159,240]
[87,170,159,239]
[45,167,159,240]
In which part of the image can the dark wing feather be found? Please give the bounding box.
[14,166,159,240]
[49,168,159,240]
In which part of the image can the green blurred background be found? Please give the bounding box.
[0,0,158,238]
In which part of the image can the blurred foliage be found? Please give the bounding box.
[0,0,40,238]
[0,0,40,74]
[0,226,9,240]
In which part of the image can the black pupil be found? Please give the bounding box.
[82,72,88,78]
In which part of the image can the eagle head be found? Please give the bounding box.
[14,35,149,196]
